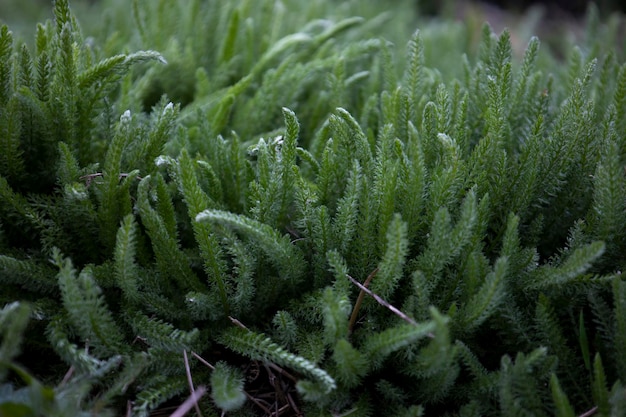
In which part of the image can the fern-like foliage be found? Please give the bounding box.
[2,0,626,415]
[195,208,306,283]
[220,326,337,396]
[210,361,246,412]
[52,248,127,357]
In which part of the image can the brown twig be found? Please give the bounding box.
[348,268,379,334]
[61,342,92,386]
[332,407,358,417]
[578,406,598,417]
[287,390,304,417]
[229,315,249,330]
[79,172,142,187]
[191,351,215,370]
[183,350,203,417]
[346,272,433,339]
[244,392,273,415]
[265,363,288,407]
[60,365,74,386]
[267,362,298,383]
[169,385,207,417]
[191,351,275,415]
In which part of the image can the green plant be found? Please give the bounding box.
[1,0,626,415]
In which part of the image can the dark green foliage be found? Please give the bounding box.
[1,0,626,415]
[220,326,336,398]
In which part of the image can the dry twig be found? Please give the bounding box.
[348,268,379,333]
[346,271,417,326]
[578,406,598,417]
[169,386,207,417]
[183,350,203,417]
[347,271,434,339]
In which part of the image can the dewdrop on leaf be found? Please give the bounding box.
[120,110,131,124]
[163,102,174,116]
[195,210,211,222]
[154,155,173,167]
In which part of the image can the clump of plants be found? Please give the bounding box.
[1,0,625,416]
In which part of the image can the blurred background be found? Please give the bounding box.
[0,0,623,78]
[419,0,625,16]
[1,0,624,42]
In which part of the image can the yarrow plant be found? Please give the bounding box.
[1,0,626,416]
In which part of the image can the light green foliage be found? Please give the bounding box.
[196,209,306,283]
[137,174,203,293]
[175,148,230,313]
[457,255,508,332]
[1,0,626,415]
[0,302,30,376]
[322,287,351,344]
[114,214,139,302]
[272,310,298,348]
[53,249,127,357]
[210,361,246,412]
[331,339,368,388]
[551,374,576,417]
[372,213,409,300]
[415,189,478,287]
[364,320,436,370]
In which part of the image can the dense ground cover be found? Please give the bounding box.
[1,1,626,416]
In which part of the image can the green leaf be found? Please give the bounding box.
[417,189,477,284]
[219,9,240,62]
[609,381,626,416]
[332,339,368,388]
[527,241,605,289]
[404,29,426,122]
[45,316,104,374]
[195,209,305,281]
[334,107,373,170]
[211,361,246,412]
[210,94,234,137]
[53,250,127,356]
[578,310,591,371]
[272,310,298,348]
[614,277,626,381]
[0,402,34,417]
[220,326,336,393]
[322,287,351,344]
[372,214,409,300]
[137,175,203,292]
[364,321,435,370]
[0,302,31,372]
[0,97,24,181]
[130,313,199,352]
[78,50,166,90]
[0,25,14,104]
[592,353,610,416]
[113,215,139,304]
[550,374,575,417]
[458,256,508,332]
[589,140,626,249]
[333,160,362,253]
